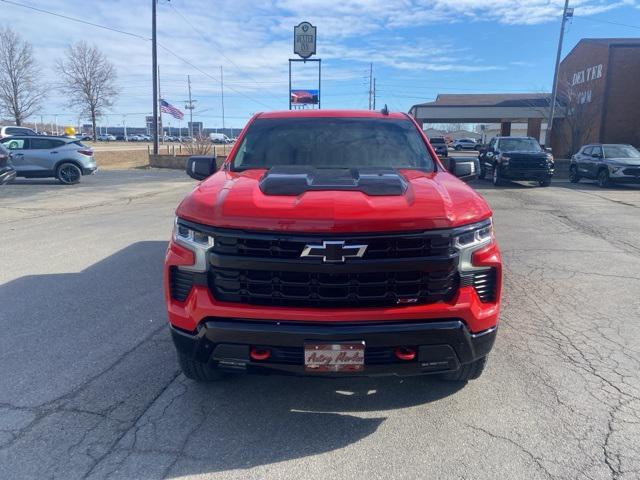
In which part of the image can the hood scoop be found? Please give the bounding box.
[259,166,408,196]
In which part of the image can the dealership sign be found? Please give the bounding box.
[294,22,316,59]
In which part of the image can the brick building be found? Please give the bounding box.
[552,38,640,156]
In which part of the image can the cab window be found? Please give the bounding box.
[2,138,27,150]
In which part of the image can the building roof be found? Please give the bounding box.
[562,38,640,64]
[412,93,551,108]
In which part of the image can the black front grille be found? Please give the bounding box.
[623,167,640,177]
[461,268,497,303]
[508,157,549,169]
[212,231,453,260]
[170,267,194,302]
[210,268,458,308]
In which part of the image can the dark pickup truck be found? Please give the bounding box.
[428,137,448,157]
[479,136,554,187]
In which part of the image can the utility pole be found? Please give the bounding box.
[220,66,226,134]
[373,78,376,110]
[368,63,373,110]
[123,114,127,139]
[184,75,196,138]
[151,0,159,155]
[546,0,573,146]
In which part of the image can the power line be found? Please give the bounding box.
[0,0,275,110]
[572,15,640,31]
[0,0,150,40]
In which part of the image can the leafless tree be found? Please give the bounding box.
[0,26,46,126]
[56,42,118,140]
[555,80,600,157]
[184,134,213,156]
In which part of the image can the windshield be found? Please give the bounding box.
[499,138,542,152]
[232,117,435,171]
[603,145,640,158]
[429,137,446,144]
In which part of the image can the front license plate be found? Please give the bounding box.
[304,342,365,372]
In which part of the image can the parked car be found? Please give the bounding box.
[97,134,116,141]
[479,136,554,187]
[0,135,96,184]
[0,126,38,139]
[0,143,16,185]
[428,137,448,157]
[126,134,142,142]
[570,144,640,187]
[453,138,480,151]
[75,133,93,141]
[209,133,232,144]
[165,109,502,383]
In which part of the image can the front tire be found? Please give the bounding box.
[597,169,611,188]
[455,145,462,151]
[440,356,487,381]
[492,164,504,186]
[178,352,227,382]
[569,165,581,183]
[539,178,552,187]
[56,162,82,185]
[478,163,486,180]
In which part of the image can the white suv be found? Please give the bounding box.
[0,126,38,139]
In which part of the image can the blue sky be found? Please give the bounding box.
[2,0,640,129]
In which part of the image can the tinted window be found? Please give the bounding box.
[31,138,54,150]
[6,127,34,135]
[232,118,435,171]
[603,145,640,158]
[582,146,593,156]
[498,138,542,152]
[592,146,603,157]
[1,138,27,149]
[429,137,446,145]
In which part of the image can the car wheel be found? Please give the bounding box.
[569,165,580,183]
[597,169,610,188]
[455,145,462,151]
[56,162,82,185]
[478,163,486,179]
[440,356,487,381]
[539,178,552,187]
[178,352,227,382]
[492,164,504,186]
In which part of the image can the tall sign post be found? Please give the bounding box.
[289,22,321,110]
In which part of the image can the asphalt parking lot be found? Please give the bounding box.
[1,170,640,480]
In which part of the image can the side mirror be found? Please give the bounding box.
[449,157,479,182]
[186,155,218,180]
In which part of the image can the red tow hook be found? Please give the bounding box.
[250,347,271,361]
[394,347,416,361]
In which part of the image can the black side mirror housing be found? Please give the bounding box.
[449,157,479,182]
[186,156,218,180]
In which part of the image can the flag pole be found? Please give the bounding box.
[158,65,163,144]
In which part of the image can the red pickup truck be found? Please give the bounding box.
[165,110,502,383]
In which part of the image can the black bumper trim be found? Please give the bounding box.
[171,319,497,377]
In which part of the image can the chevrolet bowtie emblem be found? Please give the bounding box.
[300,241,368,263]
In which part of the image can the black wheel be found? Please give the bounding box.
[455,145,462,151]
[440,356,487,381]
[569,165,580,183]
[492,163,504,186]
[597,169,610,188]
[539,178,552,187]
[178,352,227,382]
[56,162,82,185]
[478,161,486,179]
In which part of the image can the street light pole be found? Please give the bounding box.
[151,0,159,155]
[545,0,572,146]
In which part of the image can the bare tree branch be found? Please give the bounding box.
[0,26,46,126]
[56,41,118,140]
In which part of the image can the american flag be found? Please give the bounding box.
[160,99,184,120]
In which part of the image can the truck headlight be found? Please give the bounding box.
[454,219,494,272]
[608,164,623,174]
[173,217,214,272]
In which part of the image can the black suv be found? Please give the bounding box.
[479,136,554,187]
[428,137,448,157]
[0,144,16,185]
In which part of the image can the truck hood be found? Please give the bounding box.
[176,168,491,233]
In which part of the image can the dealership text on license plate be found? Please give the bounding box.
[304,342,365,372]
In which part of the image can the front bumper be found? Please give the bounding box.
[500,167,553,181]
[0,167,16,185]
[171,319,497,377]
